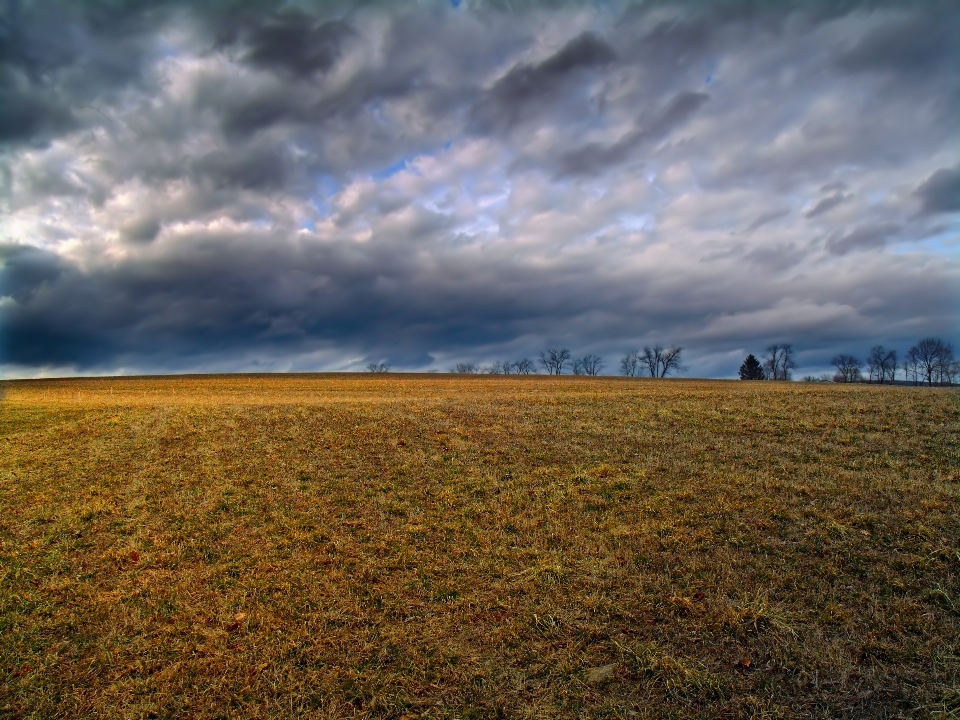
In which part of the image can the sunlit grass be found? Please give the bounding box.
[1,375,958,718]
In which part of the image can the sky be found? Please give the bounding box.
[1,0,958,378]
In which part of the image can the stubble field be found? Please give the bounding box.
[1,374,958,719]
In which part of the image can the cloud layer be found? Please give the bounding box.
[2,0,958,377]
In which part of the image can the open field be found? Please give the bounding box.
[1,375,958,719]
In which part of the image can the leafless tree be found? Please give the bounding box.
[866,346,898,383]
[866,346,883,383]
[483,361,512,374]
[947,360,960,385]
[366,362,390,373]
[882,348,898,383]
[903,348,919,385]
[620,351,639,377]
[908,337,955,385]
[640,345,684,378]
[640,346,661,377]
[539,348,571,375]
[512,358,536,375]
[454,362,480,374]
[660,347,684,377]
[573,354,604,376]
[831,354,863,383]
[763,343,795,381]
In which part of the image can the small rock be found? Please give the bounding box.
[585,663,616,683]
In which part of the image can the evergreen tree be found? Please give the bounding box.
[739,354,765,380]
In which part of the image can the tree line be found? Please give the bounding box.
[449,349,604,376]
[823,337,956,385]
[368,336,956,385]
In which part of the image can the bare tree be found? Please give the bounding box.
[903,347,919,385]
[866,346,884,383]
[454,362,480,374]
[908,337,955,385]
[866,346,898,383]
[659,347,684,377]
[483,361,512,374]
[640,346,662,377]
[882,348,898,383]
[620,351,639,377]
[947,359,960,385]
[512,358,536,375]
[640,345,684,378]
[367,362,390,373]
[831,354,863,383]
[763,343,795,381]
[573,354,604,376]
[539,348,571,375]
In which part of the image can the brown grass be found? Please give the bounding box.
[1,374,958,718]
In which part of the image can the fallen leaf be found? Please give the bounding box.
[129,550,139,563]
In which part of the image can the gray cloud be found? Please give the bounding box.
[805,192,850,218]
[825,222,901,255]
[471,31,616,133]
[742,209,790,234]
[555,90,709,177]
[915,165,960,214]
[836,9,959,77]
[240,14,355,78]
[120,215,161,244]
[1,1,958,378]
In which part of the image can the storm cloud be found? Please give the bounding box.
[1,0,958,378]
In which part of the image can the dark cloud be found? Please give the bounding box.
[742,209,789,233]
[0,1,167,144]
[555,90,709,177]
[190,144,294,191]
[744,242,806,272]
[242,14,354,77]
[0,69,74,142]
[825,222,900,255]
[472,31,616,132]
[805,192,850,218]
[119,216,161,244]
[915,165,960,214]
[836,10,959,76]
[0,244,65,304]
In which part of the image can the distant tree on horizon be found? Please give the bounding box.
[573,354,604,376]
[867,346,897,383]
[367,362,390,373]
[483,361,511,374]
[907,337,955,385]
[763,344,795,381]
[620,351,639,377]
[739,354,765,380]
[831,354,863,383]
[539,348,571,375]
[640,345,684,378]
[512,358,536,375]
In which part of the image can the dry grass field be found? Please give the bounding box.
[1,375,958,719]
